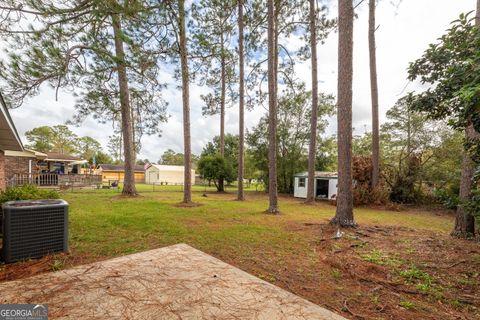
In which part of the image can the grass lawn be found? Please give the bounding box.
[1,185,479,319]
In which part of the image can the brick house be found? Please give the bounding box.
[0,92,24,190]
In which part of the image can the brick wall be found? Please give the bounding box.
[0,151,5,190]
[4,156,36,180]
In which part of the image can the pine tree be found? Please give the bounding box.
[177,0,193,203]
[237,0,246,201]
[369,0,380,188]
[267,0,279,214]
[305,0,319,204]
[190,0,237,192]
[331,0,356,227]
[0,1,169,196]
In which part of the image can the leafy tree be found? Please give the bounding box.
[316,136,337,172]
[202,134,239,164]
[407,9,480,236]
[197,155,235,192]
[90,151,113,166]
[51,125,79,155]
[77,136,102,161]
[135,159,150,165]
[159,149,185,165]
[24,126,55,153]
[25,125,78,155]
[107,133,123,163]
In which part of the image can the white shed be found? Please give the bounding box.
[293,171,338,200]
[145,165,195,185]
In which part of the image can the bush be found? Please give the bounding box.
[434,188,459,210]
[352,156,391,205]
[0,184,59,205]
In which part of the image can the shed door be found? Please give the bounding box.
[316,179,329,198]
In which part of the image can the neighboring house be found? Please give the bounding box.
[293,171,338,200]
[145,164,195,185]
[98,164,145,183]
[4,149,47,180]
[0,92,23,190]
[4,150,87,177]
[39,152,87,174]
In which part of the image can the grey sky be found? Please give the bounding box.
[8,0,476,161]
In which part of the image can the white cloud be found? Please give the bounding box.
[7,0,476,161]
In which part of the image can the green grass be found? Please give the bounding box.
[59,184,453,260]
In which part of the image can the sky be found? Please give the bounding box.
[7,0,477,162]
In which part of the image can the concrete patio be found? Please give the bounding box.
[0,244,346,319]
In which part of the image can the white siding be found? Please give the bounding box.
[293,177,308,198]
[328,179,338,199]
[145,165,195,185]
[293,176,338,200]
[145,166,159,184]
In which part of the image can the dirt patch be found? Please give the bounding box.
[110,194,143,201]
[173,202,203,208]
[228,222,480,320]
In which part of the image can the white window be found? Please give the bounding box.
[298,177,306,188]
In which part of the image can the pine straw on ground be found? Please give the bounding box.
[219,223,480,320]
[0,203,478,319]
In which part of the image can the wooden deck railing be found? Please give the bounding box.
[7,173,102,188]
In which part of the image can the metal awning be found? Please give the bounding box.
[0,92,23,151]
[68,160,89,166]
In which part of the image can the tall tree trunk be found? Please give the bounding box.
[369,0,380,188]
[331,0,355,227]
[218,34,226,192]
[178,0,192,203]
[453,125,478,236]
[131,106,137,159]
[267,0,279,214]
[237,0,245,201]
[112,14,137,196]
[306,0,318,204]
[452,0,480,237]
[119,128,123,162]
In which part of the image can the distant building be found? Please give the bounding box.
[98,164,145,183]
[145,164,195,185]
[293,171,338,200]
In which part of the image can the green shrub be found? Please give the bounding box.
[434,188,459,210]
[0,184,59,205]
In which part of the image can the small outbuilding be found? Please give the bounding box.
[293,171,338,200]
[145,164,195,185]
[98,164,145,183]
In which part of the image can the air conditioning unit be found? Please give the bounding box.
[2,199,68,263]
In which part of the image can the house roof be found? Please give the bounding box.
[0,92,23,151]
[99,164,145,172]
[45,152,82,162]
[4,149,48,159]
[294,171,338,178]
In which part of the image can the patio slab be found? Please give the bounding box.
[0,244,346,319]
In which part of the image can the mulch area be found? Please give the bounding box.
[222,223,480,320]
